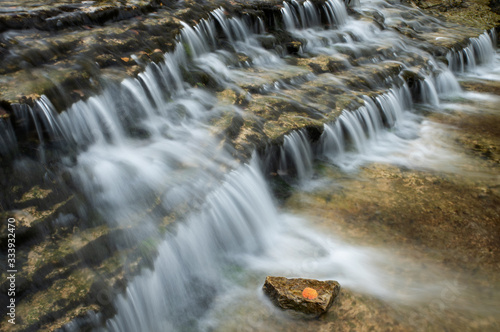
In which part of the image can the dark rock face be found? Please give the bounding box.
[262,276,341,316]
[490,0,500,14]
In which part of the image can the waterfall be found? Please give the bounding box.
[374,88,406,126]
[278,129,314,183]
[212,8,249,43]
[319,86,409,164]
[11,25,240,230]
[106,162,278,331]
[323,0,349,27]
[471,32,495,65]
[179,21,212,59]
[1,1,499,331]
[320,120,344,160]
[280,0,383,58]
[338,110,369,153]
[277,85,414,176]
[303,0,321,28]
[420,76,440,105]
[281,2,299,30]
[446,31,495,72]
[0,2,491,161]
[211,8,283,67]
[281,0,348,30]
[435,70,462,96]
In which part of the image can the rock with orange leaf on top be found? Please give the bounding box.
[262,276,340,316]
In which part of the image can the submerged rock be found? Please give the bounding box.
[262,276,340,316]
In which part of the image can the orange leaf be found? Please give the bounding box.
[302,287,318,300]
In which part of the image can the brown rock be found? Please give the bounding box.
[262,276,340,316]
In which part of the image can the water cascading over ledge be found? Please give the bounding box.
[0,0,498,330]
[0,1,496,162]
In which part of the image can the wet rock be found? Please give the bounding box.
[262,276,340,316]
[490,0,500,14]
[286,41,302,54]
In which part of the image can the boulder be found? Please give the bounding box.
[262,276,340,316]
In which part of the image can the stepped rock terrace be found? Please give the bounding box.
[0,0,499,331]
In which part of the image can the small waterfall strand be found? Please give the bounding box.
[323,0,349,27]
[281,1,300,30]
[446,31,495,73]
[420,76,440,106]
[489,27,498,48]
[179,20,214,59]
[320,86,408,160]
[278,129,314,183]
[281,0,347,30]
[434,69,461,96]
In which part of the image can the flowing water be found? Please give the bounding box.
[1,0,499,331]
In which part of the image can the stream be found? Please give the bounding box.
[1,0,499,331]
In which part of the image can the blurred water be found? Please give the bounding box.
[1,0,496,331]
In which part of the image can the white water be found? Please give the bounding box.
[308,74,464,173]
[1,0,498,331]
[279,130,314,183]
[447,30,497,74]
[106,162,279,331]
[103,4,490,331]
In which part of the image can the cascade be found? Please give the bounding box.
[106,162,278,331]
[320,119,344,160]
[13,28,243,230]
[279,129,314,183]
[281,2,300,31]
[179,21,212,59]
[0,1,498,331]
[319,86,408,164]
[435,70,462,96]
[420,76,440,106]
[446,30,495,72]
[0,0,489,162]
[281,0,348,31]
[323,0,349,26]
